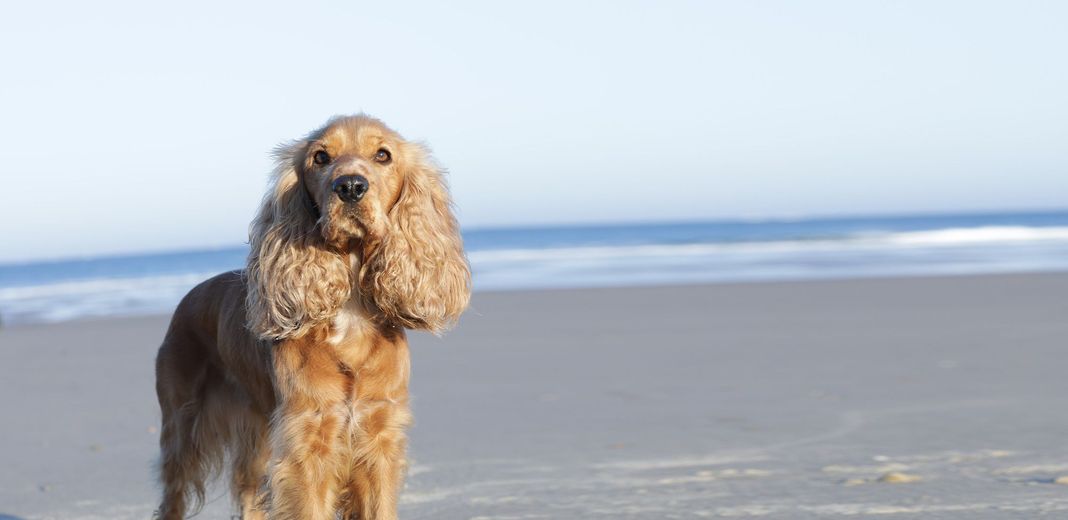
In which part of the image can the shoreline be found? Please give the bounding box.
[3,269,1067,331]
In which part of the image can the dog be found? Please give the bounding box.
[154,115,470,520]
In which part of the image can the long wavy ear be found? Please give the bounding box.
[362,144,471,333]
[245,142,352,340]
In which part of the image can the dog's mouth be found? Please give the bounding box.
[318,202,372,245]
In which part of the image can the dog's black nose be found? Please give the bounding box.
[332,175,369,203]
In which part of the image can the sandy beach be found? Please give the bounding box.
[2,272,1067,519]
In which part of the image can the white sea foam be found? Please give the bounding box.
[881,226,1068,245]
[469,226,1068,264]
[469,226,1068,290]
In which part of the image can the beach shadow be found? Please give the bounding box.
[0,515,27,520]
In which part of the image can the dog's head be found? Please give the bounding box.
[245,115,470,340]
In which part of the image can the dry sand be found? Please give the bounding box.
[1,273,1067,519]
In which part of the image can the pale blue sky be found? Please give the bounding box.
[1,1,1066,262]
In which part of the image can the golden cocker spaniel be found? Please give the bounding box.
[154,115,470,520]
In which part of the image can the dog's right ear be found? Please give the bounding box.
[245,141,352,341]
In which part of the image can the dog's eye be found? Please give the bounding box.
[313,150,331,165]
[374,149,392,163]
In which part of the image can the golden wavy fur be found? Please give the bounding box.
[154,115,470,519]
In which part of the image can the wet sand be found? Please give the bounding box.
[1,273,1067,519]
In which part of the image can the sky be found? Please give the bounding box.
[1,1,1066,262]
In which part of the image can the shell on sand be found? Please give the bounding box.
[878,471,923,483]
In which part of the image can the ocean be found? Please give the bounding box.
[2,210,1067,326]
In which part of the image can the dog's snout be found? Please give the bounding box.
[332,175,369,203]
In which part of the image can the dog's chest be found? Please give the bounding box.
[327,302,374,346]
[325,302,410,404]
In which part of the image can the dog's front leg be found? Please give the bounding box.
[266,338,349,520]
[342,402,411,520]
[266,406,344,520]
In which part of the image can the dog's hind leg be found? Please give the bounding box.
[156,369,204,519]
[155,333,227,520]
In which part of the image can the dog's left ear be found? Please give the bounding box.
[362,144,471,333]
